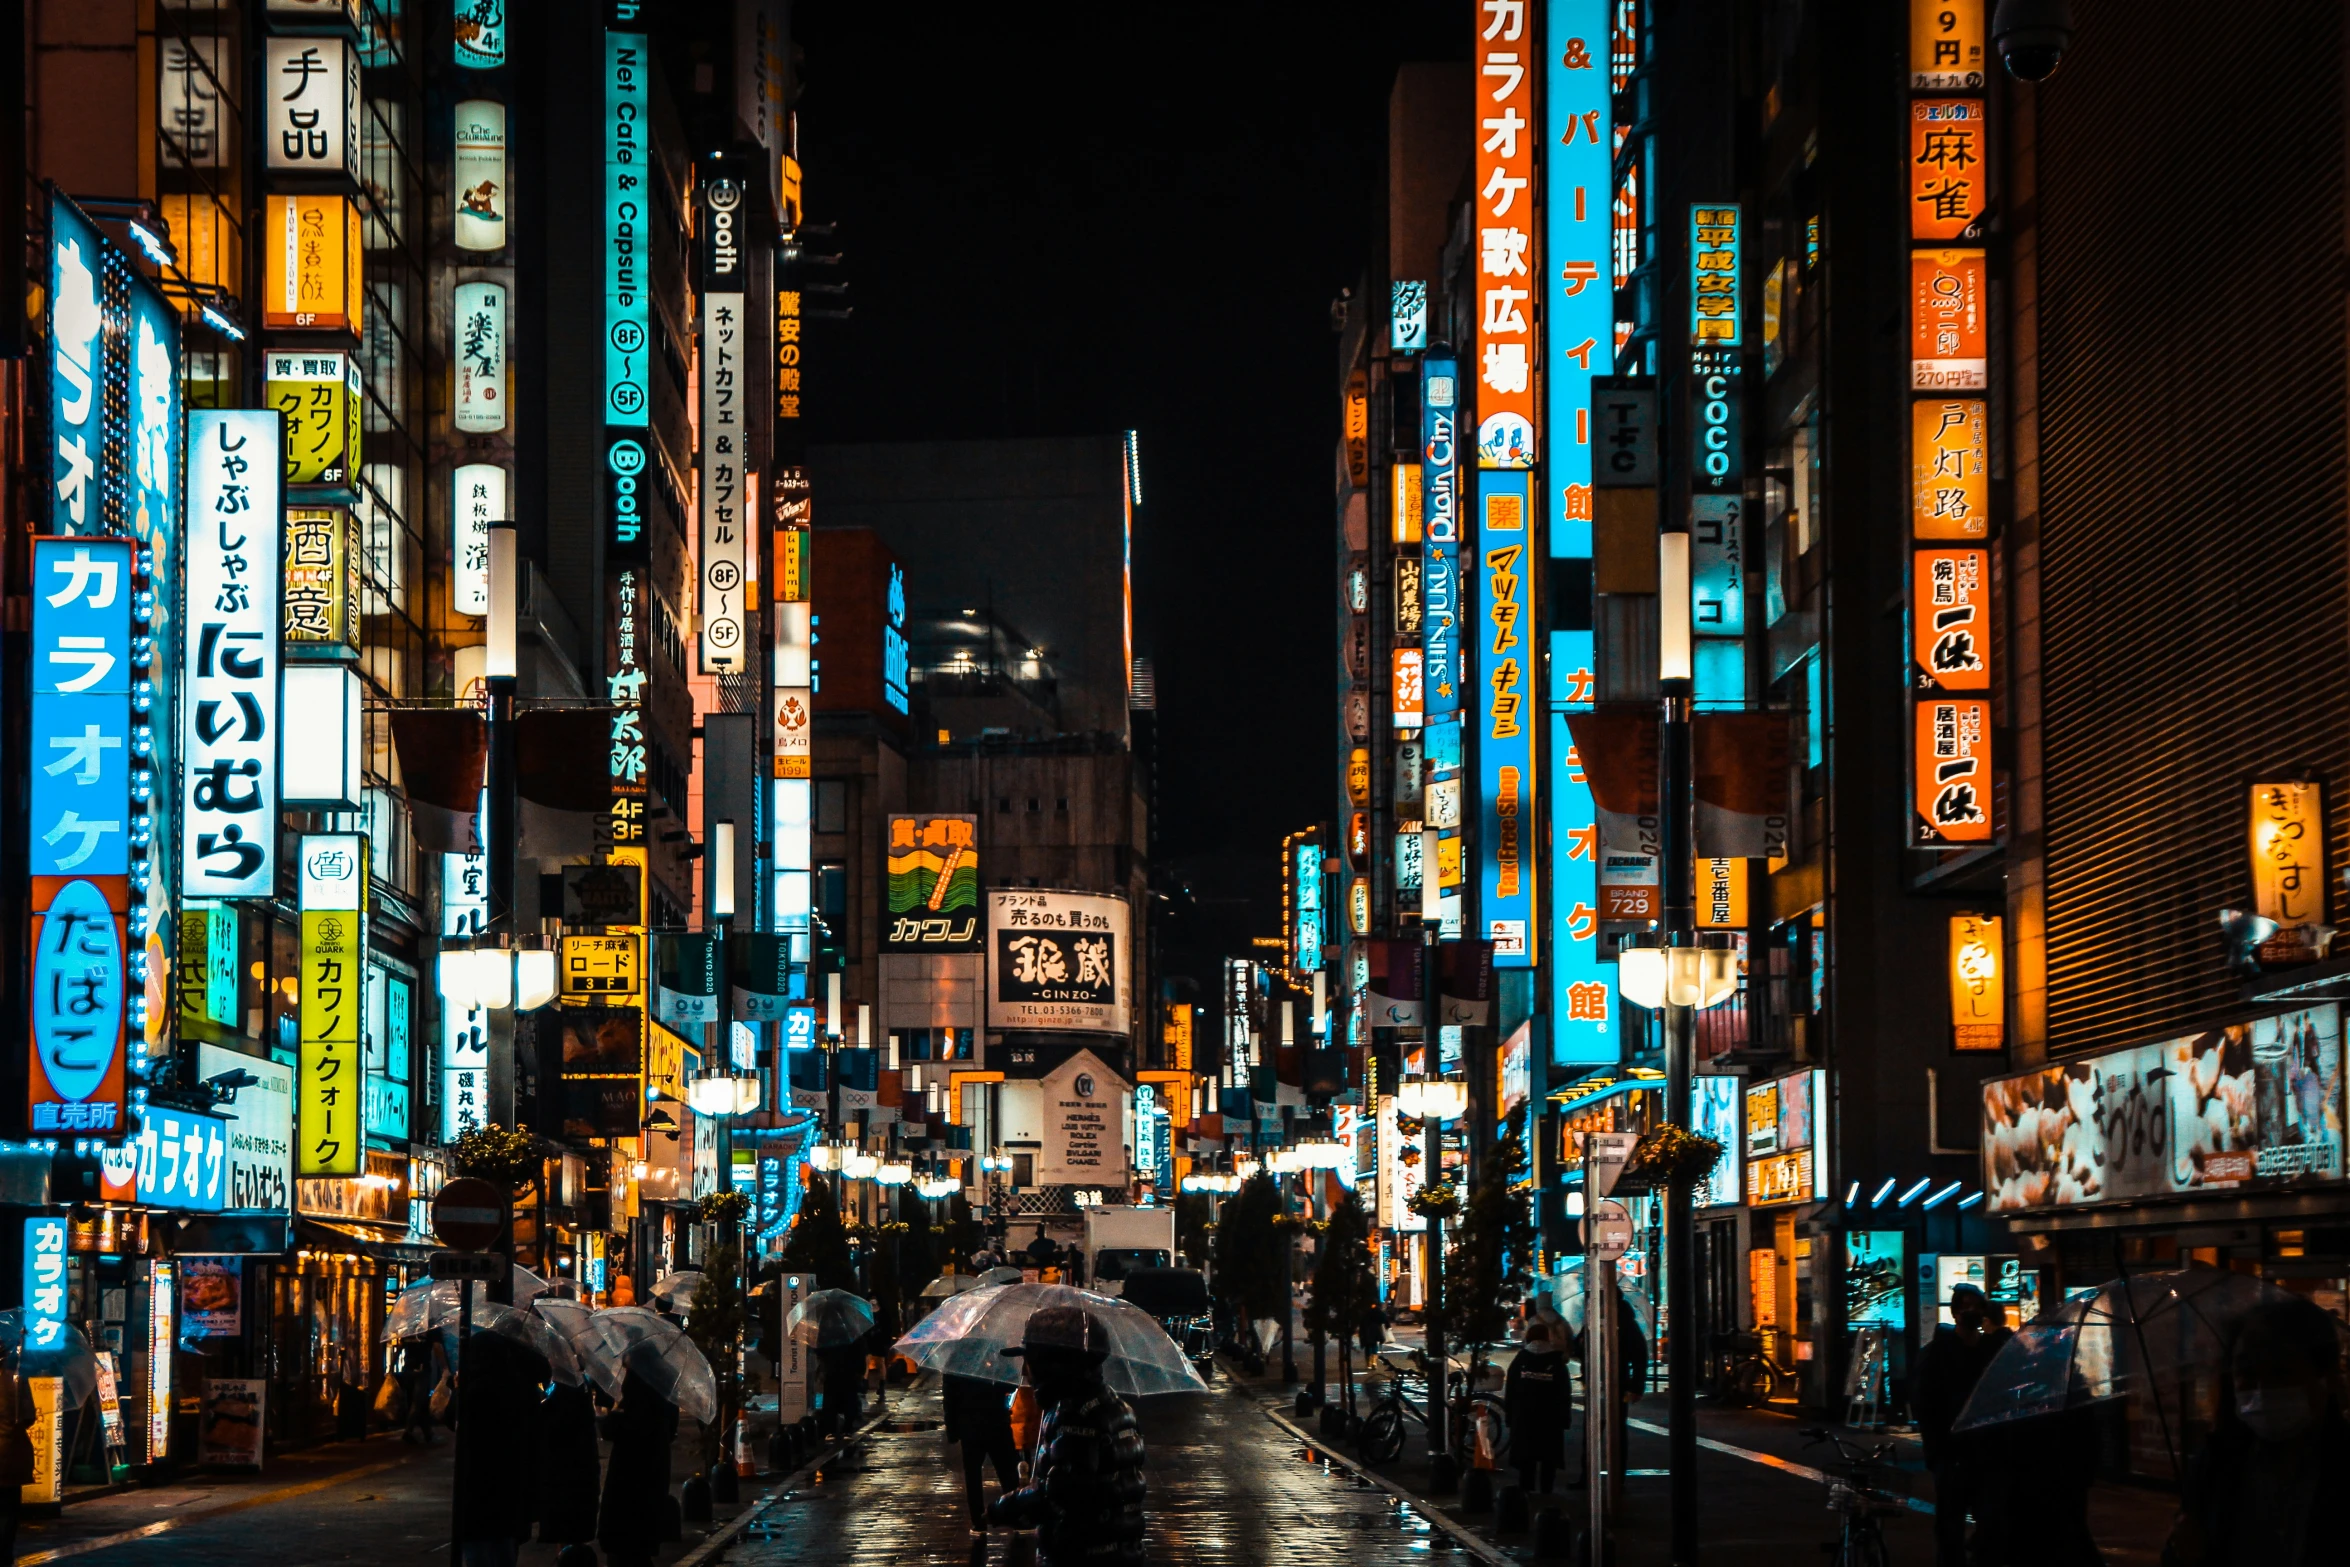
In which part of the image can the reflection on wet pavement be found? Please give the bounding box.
[733,1386,1462,1566]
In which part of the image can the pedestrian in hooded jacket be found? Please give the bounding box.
[989,1306,1147,1566]
[597,1367,679,1567]
[1505,1323,1573,1494]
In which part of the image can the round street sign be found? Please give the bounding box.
[432,1177,506,1252]
[1581,1198,1634,1260]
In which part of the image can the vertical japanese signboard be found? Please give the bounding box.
[263,194,363,332]
[453,281,507,434]
[266,351,361,488]
[1949,912,2003,1050]
[699,176,748,672]
[2250,782,2326,930]
[264,37,359,180]
[1906,8,1995,847]
[1477,472,1536,964]
[882,814,981,951]
[1286,831,1325,977]
[1547,0,1610,555]
[23,1220,67,1349]
[1549,631,1614,1062]
[452,463,503,617]
[183,411,282,899]
[1420,352,1460,723]
[298,835,366,1177]
[453,99,509,251]
[1472,0,1535,469]
[605,24,650,565]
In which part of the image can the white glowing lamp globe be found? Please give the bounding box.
[1617,946,1738,1011]
[875,1159,915,1188]
[1395,1074,1468,1122]
[841,1148,880,1180]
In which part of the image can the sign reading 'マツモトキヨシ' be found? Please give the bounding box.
[987,890,1131,1036]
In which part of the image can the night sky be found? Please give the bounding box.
[795,3,1467,990]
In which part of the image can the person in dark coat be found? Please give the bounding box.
[533,1377,603,1546]
[2162,1296,2350,1567]
[398,1334,444,1444]
[1989,1404,2104,1567]
[597,1367,680,1567]
[1569,1288,1649,1485]
[453,1330,549,1567]
[818,1343,864,1439]
[1505,1323,1573,1494]
[990,1306,1147,1566]
[1358,1301,1389,1363]
[1916,1285,2013,1567]
[944,1372,1023,1535]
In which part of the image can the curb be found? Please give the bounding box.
[1260,1403,1523,1567]
[673,1410,892,1567]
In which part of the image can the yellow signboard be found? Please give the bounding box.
[2250,782,2326,928]
[264,194,364,332]
[1695,858,1748,929]
[562,933,643,1003]
[1911,397,1988,541]
[297,834,367,1178]
[1162,1004,1193,1072]
[1909,0,1984,89]
[266,351,362,486]
[284,507,360,654]
[1949,912,2004,1051]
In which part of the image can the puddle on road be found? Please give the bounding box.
[1287,1441,1458,1549]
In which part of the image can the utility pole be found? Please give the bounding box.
[1420,924,1454,1490]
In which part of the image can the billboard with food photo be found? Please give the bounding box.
[1982,1004,2342,1213]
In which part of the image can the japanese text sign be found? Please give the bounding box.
[1690,205,1740,347]
[298,834,367,1177]
[1477,471,1537,965]
[183,411,282,899]
[1912,547,1988,690]
[2250,782,2326,929]
[266,352,362,488]
[987,890,1132,1036]
[1911,397,1988,539]
[452,464,504,618]
[23,1220,66,1350]
[1911,248,1986,389]
[1473,0,1537,468]
[1421,352,1461,720]
[700,281,749,672]
[1392,647,1424,728]
[1913,697,1993,844]
[264,194,363,332]
[453,280,507,433]
[1910,100,1986,242]
[283,507,360,656]
[1949,912,2003,1050]
[884,815,981,951]
[264,36,358,180]
[30,538,134,880]
[134,1104,230,1211]
[1549,628,1615,1063]
[48,193,128,538]
[29,875,130,1136]
[454,99,509,250]
[1910,0,1984,88]
[605,27,650,426]
[1547,0,1612,550]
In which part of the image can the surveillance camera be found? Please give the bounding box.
[1991,0,2072,81]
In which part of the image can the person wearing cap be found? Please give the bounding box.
[1917,1283,2013,1567]
[987,1305,1147,1563]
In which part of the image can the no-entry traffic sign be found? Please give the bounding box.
[432,1177,506,1252]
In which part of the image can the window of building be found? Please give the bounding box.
[816,862,848,924]
[814,780,848,836]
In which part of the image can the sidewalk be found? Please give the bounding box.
[1233,1348,2173,1567]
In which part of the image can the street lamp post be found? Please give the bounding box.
[1659,526,1699,1566]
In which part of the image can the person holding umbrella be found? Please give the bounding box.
[944,1372,1022,1539]
[2163,1296,2350,1567]
[988,1306,1147,1565]
[1918,1284,2012,1567]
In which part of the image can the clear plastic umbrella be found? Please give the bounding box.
[532,1297,625,1398]
[973,1265,1024,1288]
[893,1282,1209,1397]
[595,1306,718,1424]
[1547,1258,1655,1340]
[474,1300,582,1386]
[1953,1266,2350,1469]
[651,1270,706,1307]
[787,1289,876,1348]
[920,1274,978,1301]
[381,1266,551,1341]
[0,1311,99,1409]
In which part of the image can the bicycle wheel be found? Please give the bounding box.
[1731,1359,1775,1406]
[1840,1520,1888,1567]
[1360,1405,1406,1463]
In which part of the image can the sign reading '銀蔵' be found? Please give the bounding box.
[987,890,1131,1037]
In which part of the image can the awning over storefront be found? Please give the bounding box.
[171,1213,292,1254]
[297,1218,438,1266]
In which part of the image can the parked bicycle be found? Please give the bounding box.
[1354,1350,1510,1467]
[1801,1426,1904,1567]
[1714,1329,1793,1407]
